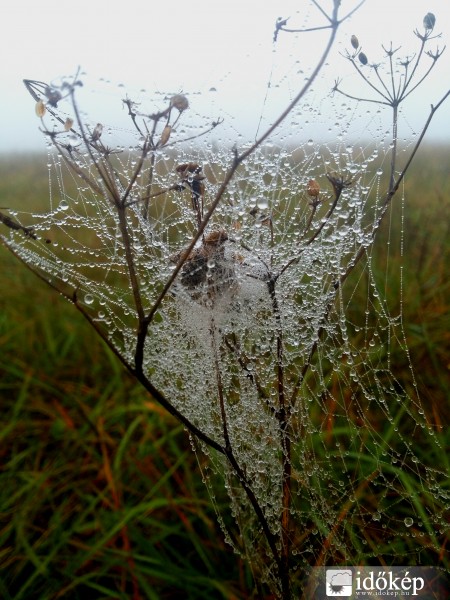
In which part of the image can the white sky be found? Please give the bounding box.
[1,0,449,152]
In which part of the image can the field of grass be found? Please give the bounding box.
[0,149,449,599]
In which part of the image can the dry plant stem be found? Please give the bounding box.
[349,88,450,277]
[121,139,151,207]
[303,204,317,237]
[71,93,147,326]
[210,320,283,578]
[70,92,119,201]
[289,88,450,409]
[54,140,106,199]
[389,103,398,190]
[0,212,37,240]
[267,277,291,589]
[117,206,145,322]
[240,3,342,165]
[278,182,344,279]
[223,335,270,402]
[142,152,156,219]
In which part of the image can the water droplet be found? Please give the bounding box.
[404,517,414,527]
[257,198,268,210]
[84,294,94,305]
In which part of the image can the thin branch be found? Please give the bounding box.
[121,138,151,207]
[277,175,347,279]
[333,85,391,107]
[372,64,395,103]
[69,88,121,203]
[401,53,443,102]
[210,319,283,578]
[349,60,393,104]
[0,211,37,240]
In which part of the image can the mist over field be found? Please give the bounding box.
[1,0,450,152]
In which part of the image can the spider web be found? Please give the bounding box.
[1,67,448,597]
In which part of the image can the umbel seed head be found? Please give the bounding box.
[423,12,436,31]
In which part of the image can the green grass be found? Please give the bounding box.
[1,149,449,598]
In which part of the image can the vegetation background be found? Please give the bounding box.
[0,149,449,599]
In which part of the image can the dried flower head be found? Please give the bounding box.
[358,52,368,66]
[159,125,172,146]
[351,35,359,50]
[91,123,103,142]
[170,94,189,112]
[64,118,74,131]
[35,100,46,118]
[423,12,436,31]
[176,162,201,175]
[307,179,320,198]
[204,228,228,246]
[44,87,62,107]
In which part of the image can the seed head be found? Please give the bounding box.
[35,100,46,118]
[64,118,74,131]
[204,229,228,246]
[170,94,189,112]
[358,52,368,66]
[91,123,103,142]
[423,12,436,31]
[351,35,359,50]
[176,162,201,175]
[159,125,172,146]
[44,87,62,107]
[307,179,320,198]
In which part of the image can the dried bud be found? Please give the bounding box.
[176,162,201,175]
[204,229,228,246]
[159,125,171,146]
[423,12,436,31]
[358,52,368,66]
[351,35,359,50]
[64,118,74,131]
[91,123,103,142]
[170,94,189,112]
[44,87,62,107]
[307,179,320,198]
[35,100,46,118]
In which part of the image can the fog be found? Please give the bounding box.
[1,0,449,153]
